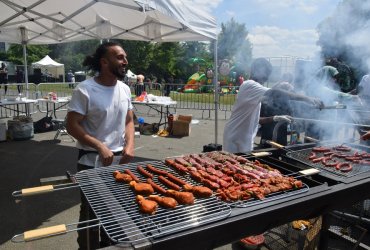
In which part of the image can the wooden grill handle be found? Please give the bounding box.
[24,224,67,241]
[265,140,284,149]
[21,185,54,195]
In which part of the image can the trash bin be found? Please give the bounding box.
[8,116,34,141]
[0,119,7,141]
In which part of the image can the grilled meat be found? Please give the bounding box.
[148,195,178,209]
[136,195,158,214]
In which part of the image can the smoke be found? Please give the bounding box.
[317,0,370,75]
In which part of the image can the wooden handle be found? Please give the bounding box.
[299,168,320,176]
[251,152,271,157]
[21,185,54,195]
[24,224,67,241]
[266,140,284,149]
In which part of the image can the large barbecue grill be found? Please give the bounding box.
[11,150,370,249]
[75,161,231,246]
[270,142,370,183]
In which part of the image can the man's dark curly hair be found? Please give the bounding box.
[83,42,121,72]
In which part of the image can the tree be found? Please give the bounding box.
[216,18,253,75]
[6,44,50,65]
[317,0,370,83]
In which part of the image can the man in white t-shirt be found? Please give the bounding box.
[67,42,135,249]
[223,58,323,154]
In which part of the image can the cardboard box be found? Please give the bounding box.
[172,115,192,136]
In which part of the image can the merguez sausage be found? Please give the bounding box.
[146,164,169,176]
[124,169,140,182]
[147,178,167,194]
[335,162,353,172]
[167,173,188,186]
[312,146,331,153]
[158,176,181,191]
[137,166,154,179]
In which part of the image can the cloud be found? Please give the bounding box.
[248,26,320,58]
[254,0,319,14]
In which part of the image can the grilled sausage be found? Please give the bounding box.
[137,165,153,179]
[158,176,181,191]
[312,146,331,153]
[147,178,167,194]
[335,162,352,172]
[308,152,316,160]
[167,173,188,186]
[146,164,169,176]
[124,169,140,182]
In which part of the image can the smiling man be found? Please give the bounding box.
[66,42,135,249]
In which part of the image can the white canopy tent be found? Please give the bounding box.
[32,55,65,82]
[0,0,220,144]
[126,69,137,84]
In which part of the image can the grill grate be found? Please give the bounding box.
[75,161,231,245]
[286,145,370,178]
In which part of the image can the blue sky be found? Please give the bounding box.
[189,0,342,58]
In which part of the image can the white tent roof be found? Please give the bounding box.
[0,0,217,44]
[32,55,65,80]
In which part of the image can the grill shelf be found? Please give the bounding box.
[75,161,231,245]
[285,144,370,178]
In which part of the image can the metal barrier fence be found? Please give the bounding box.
[129,82,236,118]
[1,82,236,119]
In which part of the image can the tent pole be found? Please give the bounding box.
[213,39,218,145]
[20,27,29,98]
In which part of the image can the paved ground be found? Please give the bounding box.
[0,105,244,250]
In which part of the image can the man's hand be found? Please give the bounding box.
[361,131,370,140]
[273,115,293,123]
[98,144,114,166]
[119,146,134,164]
[310,97,324,109]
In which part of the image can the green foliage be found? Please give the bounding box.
[3,18,252,82]
[7,44,50,65]
[217,17,252,73]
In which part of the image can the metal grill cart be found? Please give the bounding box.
[11,151,370,249]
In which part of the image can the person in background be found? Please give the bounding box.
[223,58,323,245]
[16,67,24,94]
[350,74,370,105]
[66,69,75,88]
[0,62,8,95]
[223,58,323,154]
[135,74,145,96]
[66,42,135,249]
[259,73,295,147]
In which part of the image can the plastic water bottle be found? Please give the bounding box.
[138,117,144,125]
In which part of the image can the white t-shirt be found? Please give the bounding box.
[68,78,133,166]
[359,75,370,97]
[223,80,269,153]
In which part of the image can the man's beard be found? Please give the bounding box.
[110,64,126,79]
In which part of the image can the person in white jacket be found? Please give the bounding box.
[223,58,323,154]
